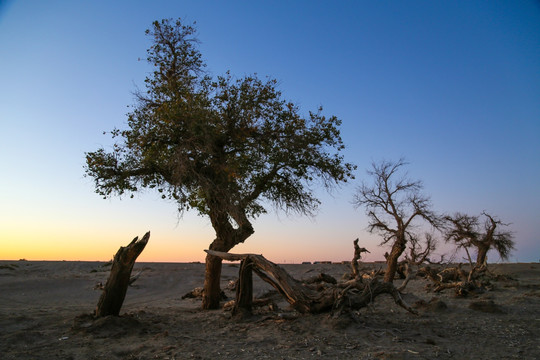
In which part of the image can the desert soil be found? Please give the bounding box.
[1,260,539,359]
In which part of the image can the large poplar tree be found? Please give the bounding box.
[85,19,355,309]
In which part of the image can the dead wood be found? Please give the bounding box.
[303,273,337,286]
[433,281,478,295]
[205,250,418,315]
[421,264,498,296]
[95,232,149,317]
[397,263,414,292]
[418,266,441,283]
[396,232,440,291]
[182,287,204,299]
[396,262,408,279]
[224,297,278,312]
[365,268,385,279]
[351,238,370,279]
[182,287,227,300]
[233,258,254,317]
[129,269,144,286]
[438,267,466,283]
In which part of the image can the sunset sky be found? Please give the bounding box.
[1,1,539,263]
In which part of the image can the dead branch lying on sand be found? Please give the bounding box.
[205,250,418,316]
[420,264,499,296]
[182,287,227,300]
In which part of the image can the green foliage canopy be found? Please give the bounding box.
[85,19,355,236]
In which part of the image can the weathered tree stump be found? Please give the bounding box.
[95,232,150,317]
[232,258,254,318]
[352,238,369,279]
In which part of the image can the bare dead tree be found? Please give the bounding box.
[444,211,515,269]
[353,159,440,283]
[419,212,515,297]
[406,233,437,265]
[428,211,515,296]
[397,233,438,291]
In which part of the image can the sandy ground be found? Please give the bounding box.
[1,260,539,359]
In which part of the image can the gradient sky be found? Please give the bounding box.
[1,1,539,263]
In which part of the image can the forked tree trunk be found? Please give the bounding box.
[95,232,149,317]
[202,213,254,310]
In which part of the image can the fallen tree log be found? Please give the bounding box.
[205,250,417,315]
[95,232,149,317]
[420,264,495,296]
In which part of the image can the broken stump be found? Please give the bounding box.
[232,258,254,318]
[95,232,150,317]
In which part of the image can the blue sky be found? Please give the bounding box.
[1,1,539,262]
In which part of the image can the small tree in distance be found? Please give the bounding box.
[353,159,440,283]
[85,19,355,309]
[444,211,515,267]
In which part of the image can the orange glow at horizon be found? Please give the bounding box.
[0,203,435,264]
[1,228,390,263]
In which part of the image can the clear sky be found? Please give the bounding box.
[1,1,539,263]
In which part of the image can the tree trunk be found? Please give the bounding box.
[476,244,489,267]
[202,253,223,309]
[95,232,149,317]
[202,210,254,310]
[384,238,406,283]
